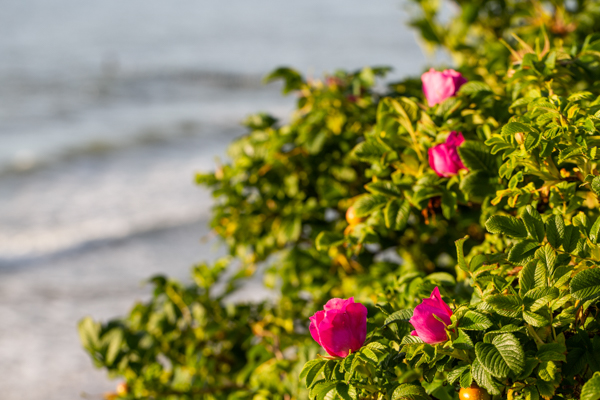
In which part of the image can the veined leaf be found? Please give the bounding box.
[521,205,545,242]
[581,372,600,400]
[384,198,411,231]
[353,194,387,217]
[475,333,525,379]
[571,268,600,301]
[458,140,497,174]
[486,215,528,238]
[391,383,430,400]
[460,311,493,331]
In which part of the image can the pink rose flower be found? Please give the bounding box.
[309,297,368,357]
[409,287,452,344]
[428,131,467,177]
[421,68,467,106]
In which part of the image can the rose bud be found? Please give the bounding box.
[428,131,467,177]
[421,68,467,106]
[409,287,452,344]
[309,297,368,357]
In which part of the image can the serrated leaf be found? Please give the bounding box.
[460,370,473,388]
[365,180,403,197]
[475,333,525,379]
[523,310,551,327]
[486,215,528,238]
[508,240,540,263]
[581,372,600,400]
[335,383,356,400]
[471,358,502,395]
[571,268,600,301]
[524,287,559,312]
[591,216,600,244]
[502,121,532,135]
[454,329,475,350]
[360,348,378,363]
[564,224,581,253]
[537,343,566,362]
[353,194,387,217]
[384,309,413,327]
[384,198,411,231]
[447,365,470,384]
[458,140,497,174]
[545,215,564,249]
[391,383,430,400]
[522,206,545,242]
[486,295,523,319]
[592,176,600,197]
[460,311,493,331]
[302,360,327,388]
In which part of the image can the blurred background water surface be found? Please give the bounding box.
[0,1,435,398]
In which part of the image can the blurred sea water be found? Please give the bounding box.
[0,0,437,398]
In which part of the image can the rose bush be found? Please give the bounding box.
[79,1,600,399]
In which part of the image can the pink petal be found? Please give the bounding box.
[309,310,325,346]
[429,287,453,317]
[324,297,354,312]
[346,302,368,352]
[318,310,354,357]
[409,303,450,344]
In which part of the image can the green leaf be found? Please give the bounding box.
[536,380,557,399]
[537,343,567,362]
[353,194,387,217]
[475,333,525,379]
[460,369,473,389]
[508,240,540,263]
[384,198,411,230]
[383,309,413,327]
[315,232,344,251]
[447,365,470,384]
[486,294,523,318]
[458,81,492,95]
[360,348,378,363]
[502,122,532,136]
[523,310,551,327]
[460,170,498,198]
[264,67,304,94]
[545,215,564,249]
[581,372,600,400]
[524,287,559,312]
[571,268,600,301]
[591,216,600,244]
[78,317,101,350]
[455,236,469,272]
[460,311,493,331]
[441,190,457,219]
[335,383,356,400]
[563,224,580,253]
[365,180,403,197]
[302,360,328,388]
[391,383,430,400]
[351,140,387,163]
[486,215,528,238]
[592,176,600,197]
[454,329,475,350]
[471,358,502,395]
[458,140,497,174]
[311,381,338,400]
[521,206,545,242]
